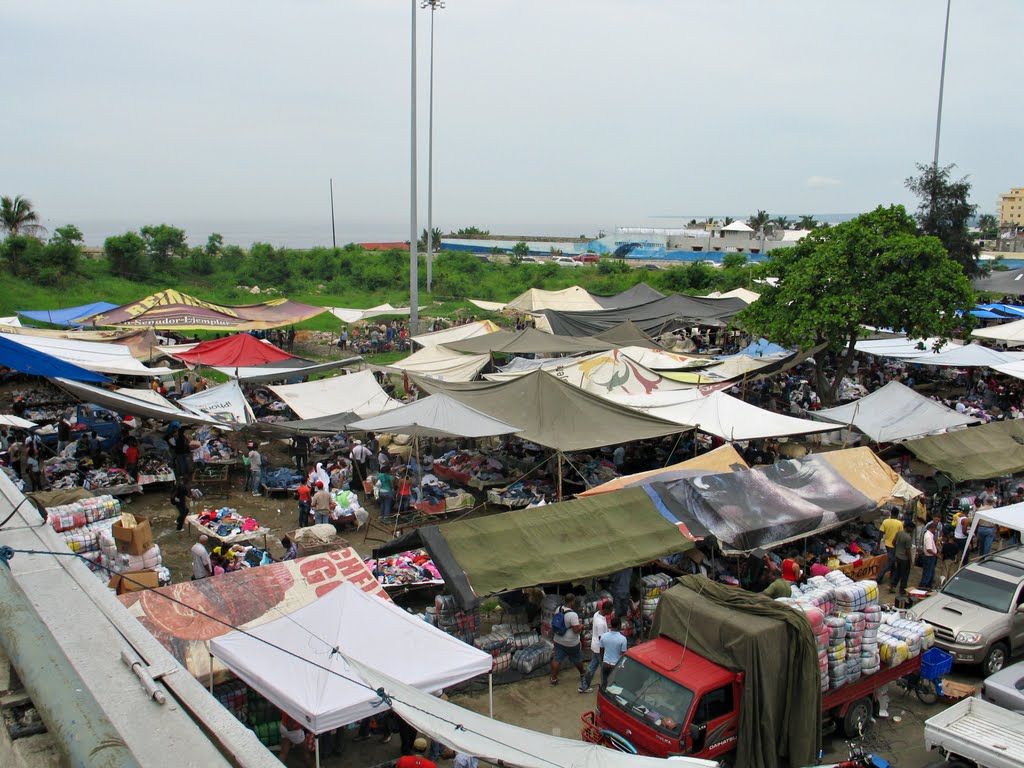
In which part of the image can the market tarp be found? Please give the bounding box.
[660,353,788,385]
[992,359,1024,381]
[410,319,501,349]
[539,294,748,337]
[253,412,360,437]
[815,381,978,442]
[973,317,1024,345]
[0,414,37,429]
[443,327,617,356]
[613,346,711,371]
[0,332,173,377]
[209,582,492,734]
[0,316,20,327]
[347,394,521,439]
[215,357,359,383]
[54,378,227,428]
[167,333,295,367]
[411,370,689,451]
[853,336,961,359]
[484,350,695,396]
[906,342,1024,368]
[270,369,402,419]
[706,287,760,303]
[0,335,111,383]
[590,283,666,310]
[903,420,1024,481]
[653,576,820,768]
[615,390,837,440]
[507,286,605,313]
[326,304,424,324]
[593,320,664,350]
[972,267,1024,296]
[725,337,789,358]
[179,380,256,425]
[17,302,120,328]
[119,548,389,683]
[380,345,491,382]
[578,444,750,497]
[375,486,689,606]
[84,290,327,330]
[350,658,718,768]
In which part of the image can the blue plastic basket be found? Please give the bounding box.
[920,647,953,680]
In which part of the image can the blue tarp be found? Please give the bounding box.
[720,337,789,359]
[0,334,110,383]
[18,302,119,328]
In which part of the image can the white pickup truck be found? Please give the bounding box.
[924,696,1024,768]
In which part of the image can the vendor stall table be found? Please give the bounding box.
[185,514,270,549]
[260,484,296,499]
[413,490,475,516]
[193,464,231,499]
[138,473,175,487]
[485,488,541,509]
[101,483,142,497]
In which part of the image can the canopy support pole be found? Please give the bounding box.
[489,673,493,718]
[208,653,214,693]
[315,734,321,768]
[557,451,563,502]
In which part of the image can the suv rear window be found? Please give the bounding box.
[942,568,1020,613]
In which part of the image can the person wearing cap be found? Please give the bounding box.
[312,481,333,525]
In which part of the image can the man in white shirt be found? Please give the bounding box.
[919,520,939,589]
[581,600,613,692]
[549,593,589,691]
[191,535,212,580]
[248,445,263,496]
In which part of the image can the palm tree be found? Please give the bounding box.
[1,195,47,239]
[748,210,771,232]
[417,227,443,251]
[772,216,789,230]
[977,214,999,239]
[797,215,818,230]
[723,216,735,226]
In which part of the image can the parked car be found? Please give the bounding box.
[640,263,665,270]
[552,256,581,267]
[980,659,1024,713]
[572,254,600,263]
[518,256,542,264]
[908,545,1024,675]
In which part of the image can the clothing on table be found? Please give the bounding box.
[452,754,477,768]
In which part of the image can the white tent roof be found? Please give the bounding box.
[992,360,1024,381]
[0,414,36,429]
[467,299,508,312]
[382,345,491,382]
[326,304,422,324]
[611,346,708,371]
[347,393,521,439]
[615,389,835,440]
[815,381,978,442]
[209,583,492,734]
[907,342,1024,368]
[854,337,961,359]
[0,333,173,377]
[410,320,501,349]
[180,380,256,425]
[53,378,229,428]
[349,658,718,768]
[117,387,179,409]
[705,287,760,303]
[470,287,605,313]
[973,317,1024,344]
[721,220,754,232]
[0,316,22,327]
[212,358,355,383]
[269,369,402,419]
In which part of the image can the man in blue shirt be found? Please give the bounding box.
[599,617,628,690]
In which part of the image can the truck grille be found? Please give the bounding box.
[930,622,955,644]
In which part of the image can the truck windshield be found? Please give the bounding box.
[603,657,695,738]
[942,568,1017,614]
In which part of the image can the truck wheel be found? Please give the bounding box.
[983,642,1009,676]
[842,697,872,738]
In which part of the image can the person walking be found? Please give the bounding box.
[919,520,939,590]
[598,617,628,689]
[191,535,212,580]
[549,593,590,691]
[581,600,612,692]
[891,521,914,596]
[878,509,903,586]
[296,478,312,528]
[171,480,191,532]
[312,481,333,525]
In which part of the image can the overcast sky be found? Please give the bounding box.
[3,0,1020,246]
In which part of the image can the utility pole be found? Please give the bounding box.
[329,178,337,249]
[409,0,419,332]
[933,0,952,168]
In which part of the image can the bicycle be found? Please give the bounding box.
[892,646,953,706]
[893,670,939,705]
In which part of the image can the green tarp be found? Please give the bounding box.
[411,370,689,451]
[652,576,820,768]
[903,420,1024,481]
[442,327,617,355]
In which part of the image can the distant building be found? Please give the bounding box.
[999,187,1024,227]
[359,242,409,251]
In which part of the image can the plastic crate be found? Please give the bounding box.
[920,647,953,680]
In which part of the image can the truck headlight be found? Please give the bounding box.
[906,610,918,621]
[956,632,982,644]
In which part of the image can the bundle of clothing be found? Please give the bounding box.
[192,428,235,463]
[366,549,442,587]
[262,467,303,489]
[211,543,271,572]
[433,450,509,487]
[194,507,263,538]
[563,451,620,488]
[137,454,174,478]
[488,478,554,508]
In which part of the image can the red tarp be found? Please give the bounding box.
[169,334,295,367]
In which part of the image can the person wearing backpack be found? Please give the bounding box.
[549,593,590,691]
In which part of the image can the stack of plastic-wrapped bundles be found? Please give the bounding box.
[50,495,123,573]
[641,573,673,616]
[474,613,543,675]
[778,570,932,692]
[432,593,481,645]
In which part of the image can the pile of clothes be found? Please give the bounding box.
[211,543,271,572]
[563,452,619,488]
[262,467,303,490]
[194,507,263,539]
[137,454,174,480]
[433,450,509,487]
[192,427,235,463]
[366,549,442,587]
[487,478,554,508]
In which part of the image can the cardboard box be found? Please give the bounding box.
[111,515,154,555]
[107,569,160,595]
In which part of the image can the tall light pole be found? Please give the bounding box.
[933,0,952,168]
[409,0,419,333]
[422,0,445,292]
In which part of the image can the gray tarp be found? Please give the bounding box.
[54,377,228,428]
[442,327,617,355]
[903,420,1024,481]
[253,412,359,437]
[652,576,820,768]
[815,381,978,442]
[539,294,747,336]
[346,393,521,439]
[590,282,666,309]
[410,369,689,451]
[594,319,665,350]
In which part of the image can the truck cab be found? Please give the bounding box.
[591,637,740,761]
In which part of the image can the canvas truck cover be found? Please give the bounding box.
[651,575,820,768]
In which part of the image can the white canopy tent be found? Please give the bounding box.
[0,414,36,429]
[992,360,1024,382]
[180,380,256,425]
[0,316,22,327]
[347,393,521,439]
[720,220,755,233]
[349,658,718,768]
[0,333,173,377]
[325,304,423,324]
[614,389,836,440]
[907,343,1024,368]
[705,287,760,303]
[962,503,1024,565]
[117,388,179,410]
[973,317,1024,345]
[209,583,493,736]
[469,286,605,314]
[853,337,962,360]
[53,378,230,428]
[269,370,402,419]
[410,320,500,349]
[815,381,978,442]
[381,345,491,382]
[212,358,357,383]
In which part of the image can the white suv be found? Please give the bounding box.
[552,256,581,267]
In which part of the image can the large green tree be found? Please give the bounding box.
[905,163,983,277]
[740,205,975,404]
[1,195,47,239]
[104,232,148,280]
[140,224,188,270]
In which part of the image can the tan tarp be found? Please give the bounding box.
[903,420,1024,481]
[411,369,689,451]
[579,444,749,496]
[506,286,604,313]
[816,446,922,505]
